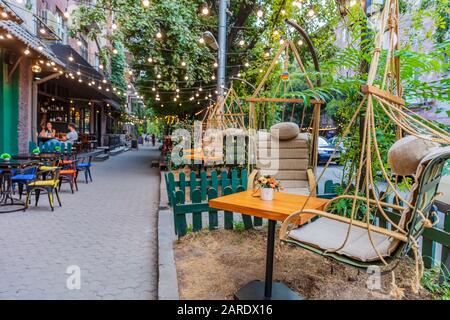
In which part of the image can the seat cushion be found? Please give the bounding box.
[39,166,58,171]
[270,122,300,140]
[288,217,396,262]
[28,180,56,187]
[60,169,76,175]
[12,174,36,181]
[77,163,91,168]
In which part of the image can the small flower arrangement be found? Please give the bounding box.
[1,153,12,161]
[255,175,283,191]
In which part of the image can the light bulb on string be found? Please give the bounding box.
[281,9,286,15]
[156,31,162,39]
[39,27,46,34]
[199,37,205,44]
[298,39,303,46]
[244,62,250,67]
[184,76,189,81]
[68,55,74,62]
[181,61,186,67]
[213,62,218,68]
[142,0,150,7]
[111,22,118,30]
[1,12,8,18]
[201,6,209,15]
[157,74,161,79]
[112,48,118,55]
[24,48,30,55]
[147,57,153,63]
[239,39,245,47]
[350,0,357,6]
[256,9,263,18]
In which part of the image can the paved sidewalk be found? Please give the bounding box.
[0,146,160,299]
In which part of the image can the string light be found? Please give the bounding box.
[308,7,315,17]
[68,55,74,62]
[181,61,186,67]
[293,1,302,9]
[213,62,218,68]
[6,33,12,39]
[1,12,8,18]
[349,0,357,6]
[199,37,205,44]
[201,6,209,15]
[281,9,286,15]
[112,48,118,54]
[142,0,150,7]
[244,62,250,67]
[256,9,263,18]
[298,39,303,46]
[39,27,46,34]
[111,22,118,30]
[147,57,153,63]
[239,39,245,46]
[64,9,70,19]
[99,64,104,70]
[157,74,161,79]
[184,76,189,80]
[24,48,30,55]
[156,31,162,39]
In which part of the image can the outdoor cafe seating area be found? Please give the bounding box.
[0,142,94,213]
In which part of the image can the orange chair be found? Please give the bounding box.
[58,159,78,193]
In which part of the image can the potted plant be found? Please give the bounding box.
[254,175,283,201]
[1,153,12,161]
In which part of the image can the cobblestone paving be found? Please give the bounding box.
[0,146,160,299]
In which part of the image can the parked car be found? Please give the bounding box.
[318,137,342,164]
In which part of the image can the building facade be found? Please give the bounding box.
[0,0,121,154]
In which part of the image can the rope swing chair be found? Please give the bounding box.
[203,86,246,131]
[247,36,325,175]
[279,0,450,297]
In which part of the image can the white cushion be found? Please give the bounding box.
[288,218,396,262]
[270,122,300,140]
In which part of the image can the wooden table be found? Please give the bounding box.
[209,190,328,300]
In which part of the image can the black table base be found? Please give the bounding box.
[234,219,304,300]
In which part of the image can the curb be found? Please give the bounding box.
[157,171,179,300]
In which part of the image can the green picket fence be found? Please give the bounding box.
[164,169,339,237]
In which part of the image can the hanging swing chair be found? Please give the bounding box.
[203,86,246,132]
[279,0,450,296]
[246,34,324,195]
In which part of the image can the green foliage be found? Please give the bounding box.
[421,266,450,300]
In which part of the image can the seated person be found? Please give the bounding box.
[39,122,56,138]
[60,123,79,144]
[44,123,78,149]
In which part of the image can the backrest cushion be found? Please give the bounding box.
[270,122,300,141]
[387,135,440,176]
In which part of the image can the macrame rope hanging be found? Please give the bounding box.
[279,0,450,298]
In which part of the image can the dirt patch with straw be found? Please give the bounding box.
[174,228,433,300]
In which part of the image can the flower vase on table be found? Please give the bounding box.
[255,175,283,201]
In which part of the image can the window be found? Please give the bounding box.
[55,9,67,44]
[79,38,88,61]
[93,53,100,70]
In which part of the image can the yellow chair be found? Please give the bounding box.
[25,168,62,211]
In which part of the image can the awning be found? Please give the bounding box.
[47,43,122,105]
[0,1,23,24]
[0,20,64,65]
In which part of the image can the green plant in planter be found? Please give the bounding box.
[32,147,40,154]
[1,153,12,160]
